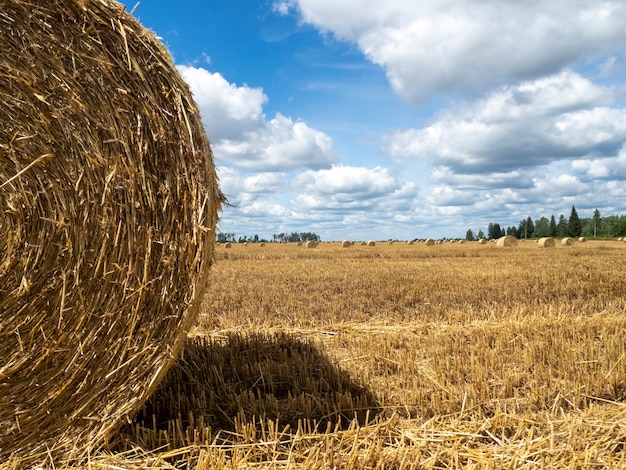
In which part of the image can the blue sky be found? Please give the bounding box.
[121,0,626,241]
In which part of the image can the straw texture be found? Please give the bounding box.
[0,0,221,462]
[538,237,555,248]
[496,235,518,247]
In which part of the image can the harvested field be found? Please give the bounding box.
[20,239,626,468]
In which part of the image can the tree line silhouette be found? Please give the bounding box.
[467,206,626,241]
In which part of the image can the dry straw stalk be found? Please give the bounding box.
[538,237,555,248]
[0,0,222,463]
[496,235,518,247]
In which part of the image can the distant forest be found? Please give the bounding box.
[216,207,626,243]
[216,232,321,244]
[468,206,626,241]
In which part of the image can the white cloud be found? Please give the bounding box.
[177,65,267,140]
[387,72,626,174]
[178,65,336,171]
[216,113,336,171]
[291,165,416,213]
[277,1,626,103]
[294,164,402,196]
[532,174,587,197]
[572,149,626,179]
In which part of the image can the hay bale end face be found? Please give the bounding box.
[496,235,518,247]
[425,238,435,246]
[578,237,587,242]
[0,0,222,462]
[341,240,351,248]
[306,240,317,248]
[367,240,376,246]
[538,237,555,248]
[561,237,575,246]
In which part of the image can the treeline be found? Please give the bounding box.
[467,207,626,241]
[216,232,321,243]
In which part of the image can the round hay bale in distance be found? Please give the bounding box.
[578,237,587,242]
[0,0,222,461]
[425,238,435,246]
[478,238,487,244]
[306,240,317,248]
[538,237,555,248]
[367,240,376,246]
[341,240,351,248]
[561,237,575,246]
[496,235,518,247]
[224,242,232,248]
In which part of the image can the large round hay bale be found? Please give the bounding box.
[478,239,487,244]
[425,238,435,246]
[367,240,376,246]
[0,0,222,462]
[578,237,587,242]
[538,237,555,248]
[306,240,317,248]
[341,240,351,248]
[561,237,575,246]
[496,235,518,247]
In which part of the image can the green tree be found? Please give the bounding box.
[518,216,534,239]
[568,206,582,237]
[549,215,557,237]
[488,223,503,239]
[465,229,475,241]
[532,217,550,238]
[557,214,567,237]
[593,209,601,238]
[477,229,485,240]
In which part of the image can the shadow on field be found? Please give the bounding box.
[127,333,381,445]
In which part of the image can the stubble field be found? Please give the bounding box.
[56,239,626,468]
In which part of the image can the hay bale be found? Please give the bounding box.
[538,237,555,248]
[260,242,266,247]
[459,240,466,244]
[224,242,232,248]
[407,240,415,245]
[306,240,317,248]
[367,240,376,246]
[341,240,351,248]
[578,237,587,242]
[360,241,367,246]
[496,235,518,247]
[425,238,435,246]
[561,237,575,246]
[0,0,222,462]
[478,239,487,244]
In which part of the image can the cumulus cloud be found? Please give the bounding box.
[178,65,267,140]
[218,113,336,171]
[387,72,626,174]
[572,149,626,180]
[178,65,336,171]
[293,165,417,210]
[275,0,626,103]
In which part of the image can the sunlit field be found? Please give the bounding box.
[43,239,626,468]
